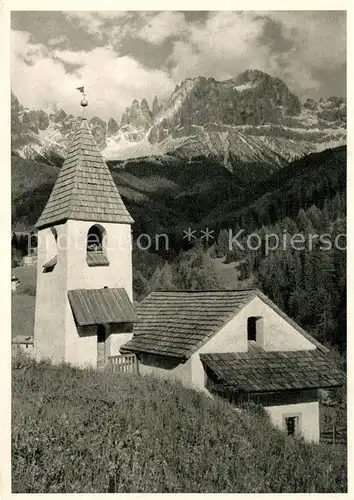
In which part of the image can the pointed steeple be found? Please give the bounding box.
[35,118,133,229]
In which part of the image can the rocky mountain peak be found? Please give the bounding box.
[11,92,23,113]
[232,69,271,84]
[140,98,150,112]
[120,97,152,130]
[88,117,107,149]
[107,117,119,137]
[152,96,163,118]
[52,109,68,123]
[11,68,346,168]
[229,70,301,116]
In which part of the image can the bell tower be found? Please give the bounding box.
[34,93,135,367]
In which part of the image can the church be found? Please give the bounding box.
[34,114,136,368]
[34,99,345,442]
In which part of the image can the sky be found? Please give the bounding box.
[11,10,347,121]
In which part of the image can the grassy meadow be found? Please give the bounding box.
[11,265,36,339]
[12,353,347,493]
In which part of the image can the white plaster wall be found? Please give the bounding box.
[265,401,320,442]
[199,313,249,354]
[135,354,204,391]
[138,356,193,385]
[190,354,208,391]
[64,302,98,368]
[189,313,248,391]
[196,296,314,356]
[132,294,316,391]
[66,220,133,300]
[64,316,133,368]
[34,223,68,364]
[64,319,134,369]
[110,332,134,356]
[134,305,248,391]
[243,297,316,351]
[35,219,133,368]
[188,295,315,390]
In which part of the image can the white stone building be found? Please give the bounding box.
[12,335,34,355]
[120,290,345,443]
[34,114,345,443]
[34,117,136,368]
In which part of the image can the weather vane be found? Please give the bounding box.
[76,86,88,117]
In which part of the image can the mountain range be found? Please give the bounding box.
[11,69,346,172]
[11,69,347,357]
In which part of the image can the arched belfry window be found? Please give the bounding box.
[86,224,109,267]
[87,225,104,252]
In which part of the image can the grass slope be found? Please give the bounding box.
[12,356,347,493]
[11,265,36,339]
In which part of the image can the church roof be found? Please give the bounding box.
[120,289,326,358]
[200,348,346,392]
[68,287,137,326]
[35,118,133,229]
[121,289,259,358]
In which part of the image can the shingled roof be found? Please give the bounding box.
[35,118,133,229]
[120,289,326,358]
[200,348,346,392]
[68,288,137,326]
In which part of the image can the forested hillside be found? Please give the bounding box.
[131,147,347,353]
[11,146,346,352]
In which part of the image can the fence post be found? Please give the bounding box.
[108,354,139,375]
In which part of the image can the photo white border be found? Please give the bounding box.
[1,0,352,498]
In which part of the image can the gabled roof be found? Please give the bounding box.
[68,288,136,326]
[200,347,346,392]
[120,288,326,358]
[121,289,258,357]
[35,118,133,229]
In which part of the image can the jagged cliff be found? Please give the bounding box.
[11,70,346,170]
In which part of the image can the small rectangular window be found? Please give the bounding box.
[247,316,264,343]
[284,415,301,436]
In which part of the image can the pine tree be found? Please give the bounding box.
[18,234,29,256]
[147,262,176,292]
[296,208,312,233]
[217,229,229,257]
[307,205,326,231]
[12,232,19,250]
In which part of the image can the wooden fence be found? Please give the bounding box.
[320,401,347,446]
[320,425,347,446]
[108,353,139,375]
